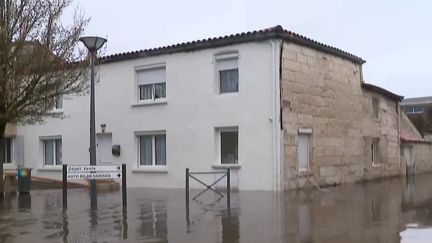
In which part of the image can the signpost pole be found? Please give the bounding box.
[227,168,231,217]
[63,164,67,209]
[122,164,127,208]
[186,168,190,227]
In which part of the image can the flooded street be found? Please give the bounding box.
[1,174,432,242]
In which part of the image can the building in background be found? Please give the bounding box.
[401,97,432,140]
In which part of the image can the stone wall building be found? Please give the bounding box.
[281,41,404,190]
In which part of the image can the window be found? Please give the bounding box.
[136,67,166,101]
[372,97,379,119]
[216,55,239,93]
[43,138,62,166]
[298,133,310,171]
[138,133,166,166]
[404,105,424,114]
[55,95,63,110]
[371,139,380,165]
[217,128,238,164]
[3,137,13,164]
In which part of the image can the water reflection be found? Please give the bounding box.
[3,175,432,242]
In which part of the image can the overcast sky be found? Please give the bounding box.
[67,0,432,98]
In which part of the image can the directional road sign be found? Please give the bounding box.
[66,165,123,180]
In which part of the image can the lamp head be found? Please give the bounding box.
[79,36,107,52]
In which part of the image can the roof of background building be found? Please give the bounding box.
[400,131,431,144]
[361,82,404,102]
[401,96,432,105]
[99,25,365,64]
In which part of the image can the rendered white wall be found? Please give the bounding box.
[17,41,280,191]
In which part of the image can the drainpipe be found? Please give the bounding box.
[269,39,282,192]
[269,38,284,243]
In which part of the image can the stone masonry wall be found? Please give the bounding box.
[281,42,401,190]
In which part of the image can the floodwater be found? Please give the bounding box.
[1,174,432,242]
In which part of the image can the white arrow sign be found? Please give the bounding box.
[67,165,122,173]
[67,172,122,180]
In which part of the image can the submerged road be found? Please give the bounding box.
[1,174,432,242]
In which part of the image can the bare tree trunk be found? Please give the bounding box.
[0,122,6,198]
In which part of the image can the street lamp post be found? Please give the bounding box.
[79,36,107,209]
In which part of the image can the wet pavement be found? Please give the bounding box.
[1,174,432,242]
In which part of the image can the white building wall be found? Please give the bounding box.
[17,41,280,191]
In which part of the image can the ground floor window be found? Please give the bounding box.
[298,133,310,171]
[3,137,13,164]
[43,138,62,166]
[371,138,380,165]
[217,127,238,165]
[138,133,166,166]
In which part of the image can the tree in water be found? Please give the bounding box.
[0,0,90,195]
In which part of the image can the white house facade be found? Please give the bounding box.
[15,39,284,191]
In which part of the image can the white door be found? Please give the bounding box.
[97,133,114,164]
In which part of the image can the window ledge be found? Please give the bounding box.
[212,164,241,169]
[48,109,64,115]
[218,92,239,96]
[132,167,168,173]
[3,164,17,171]
[131,99,167,107]
[372,163,381,167]
[38,166,63,172]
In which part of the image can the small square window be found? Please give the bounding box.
[216,56,239,94]
[43,138,62,166]
[220,69,239,93]
[138,133,166,166]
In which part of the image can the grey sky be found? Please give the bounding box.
[67,0,432,98]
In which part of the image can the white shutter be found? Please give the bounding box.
[137,67,166,85]
[14,136,25,167]
[298,134,310,170]
[217,58,238,71]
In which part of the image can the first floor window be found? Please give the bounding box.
[216,55,239,94]
[219,128,238,164]
[55,95,63,110]
[43,138,62,166]
[139,83,166,100]
[219,69,239,93]
[138,134,166,166]
[298,133,310,171]
[3,137,13,164]
[136,66,166,101]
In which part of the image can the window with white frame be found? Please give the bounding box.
[404,105,424,114]
[136,67,166,101]
[3,137,14,164]
[217,127,238,164]
[138,133,166,166]
[43,138,62,166]
[216,55,239,93]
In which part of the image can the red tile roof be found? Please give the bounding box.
[401,132,431,144]
[99,25,365,64]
